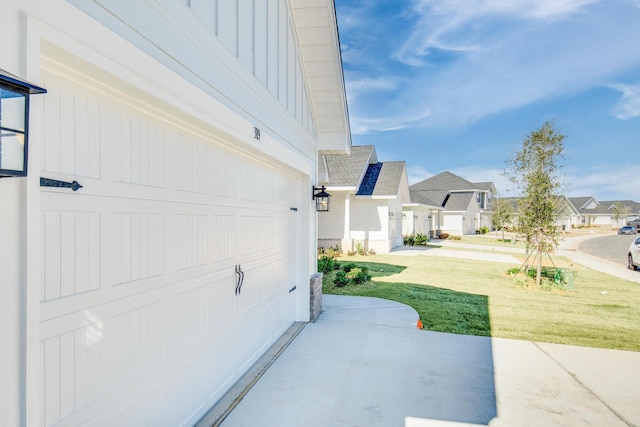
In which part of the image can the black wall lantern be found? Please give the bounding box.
[0,69,47,178]
[312,185,331,212]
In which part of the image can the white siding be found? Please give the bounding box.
[68,0,317,147]
[317,191,347,240]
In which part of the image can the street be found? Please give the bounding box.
[577,233,637,267]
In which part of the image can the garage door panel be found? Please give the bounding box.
[207,274,236,329]
[42,210,101,302]
[110,212,165,286]
[42,80,102,179]
[112,110,167,188]
[209,214,236,263]
[175,213,209,271]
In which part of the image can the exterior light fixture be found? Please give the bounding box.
[389,211,395,219]
[0,69,47,178]
[312,185,331,212]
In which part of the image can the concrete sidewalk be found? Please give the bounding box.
[200,295,640,427]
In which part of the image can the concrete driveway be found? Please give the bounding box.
[196,235,640,427]
[198,295,640,427]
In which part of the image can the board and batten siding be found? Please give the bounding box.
[68,0,317,159]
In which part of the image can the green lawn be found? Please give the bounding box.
[322,255,640,352]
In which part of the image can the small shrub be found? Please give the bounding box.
[414,233,428,246]
[317,255,337,274]
[440,233,450,239]
[404,235,415,246]
[355,241,366,255]
[479,226,489,234]
[346,267,371,284]
[341,262,358,273]
[367,248,376,255]
[334,270,350,287]
[318,245,341,258]
[449,235,461,240]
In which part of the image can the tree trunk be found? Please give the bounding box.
[536,231,542,286]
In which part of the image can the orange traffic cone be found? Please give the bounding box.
[416,319,423,329]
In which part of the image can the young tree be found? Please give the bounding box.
[613,202,632,227]
[504,122,566,286]
[491,196,514,240]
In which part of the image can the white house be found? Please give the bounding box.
[317,145,410,253]
[0,1,350,425]
[409,171,496,236]
[569,197,640,228]
[402,192,444,239]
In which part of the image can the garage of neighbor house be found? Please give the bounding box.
[1,0,350,426]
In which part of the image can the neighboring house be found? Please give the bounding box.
[317,145,411,253]
[500,196,582,230]
[1,1,349,426]
[408,171,496,236]
[402,191,444,239]
[569,198,640,228]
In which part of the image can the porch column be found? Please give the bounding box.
[341,192,352,252]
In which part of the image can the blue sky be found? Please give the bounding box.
[334,0,640,202]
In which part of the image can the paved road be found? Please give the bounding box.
[577,233,637,267]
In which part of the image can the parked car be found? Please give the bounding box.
[618,225,637,235]
[629,237,640,271]
[627,219,640,230]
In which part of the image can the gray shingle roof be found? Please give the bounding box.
[598,200,640,215]
[568,197,595,212]
[371,161,405,196]
[474,182,494,191]
[410,189,448,206]
[408,191,441,207]
[320,145,375,187]
[444,192,474,211]
[410,171,476,192]
[409,171,495,210]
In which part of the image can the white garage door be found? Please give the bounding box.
[38,68,300,426]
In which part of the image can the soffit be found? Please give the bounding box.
[291,0,351,143]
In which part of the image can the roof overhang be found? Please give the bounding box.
[403,203,443,211]
[291,0,351,154]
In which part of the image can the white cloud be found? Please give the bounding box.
[407,165,435,185]
[350,110,431,134]
[449,166,513,195]
[344,77,399,101]
[610,83,640,119]
[343,0,640,132]
[564,165,639,201]
[395,0,598,66]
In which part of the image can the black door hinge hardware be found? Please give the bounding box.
[40,177,83,191]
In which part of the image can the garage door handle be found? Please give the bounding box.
[235,265,245,295]
[40,177,83,191]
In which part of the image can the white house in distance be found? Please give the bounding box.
[402,191,444,239]
[569,197,640,228]
[409,171,496,236]
[1,1,350,426]
[318,145,410,253]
